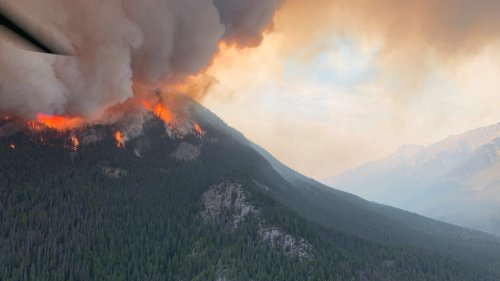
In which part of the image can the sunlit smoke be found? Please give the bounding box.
[0,0,283,127]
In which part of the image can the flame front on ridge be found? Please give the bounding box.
[143,100,175,128]
[37,114,83,131]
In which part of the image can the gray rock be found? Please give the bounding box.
[173,142,201,161]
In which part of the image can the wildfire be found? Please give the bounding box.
[194,123,204,136]
[36,114,83,131]
[9,144,16,150]
[143,101,152,110]
[143,101,174,127]
[114,131,126,148]
[70,135,79,152]
[143,98,206,138]
[27,121,43,132]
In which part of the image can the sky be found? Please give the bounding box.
[2,0,500,181]
[202,0,500,180]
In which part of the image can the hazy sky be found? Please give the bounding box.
[202,0,500,180]
[2,0,500,181]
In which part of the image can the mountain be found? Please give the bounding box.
[327,122,500,236]
[2,102,500,281]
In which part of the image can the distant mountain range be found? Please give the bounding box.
[326,122,500,236]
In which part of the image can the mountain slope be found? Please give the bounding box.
[327,122,500,236]
[1,104,500,280]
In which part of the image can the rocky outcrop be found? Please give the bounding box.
[201,182,256,229]
[215,263,230,281]
[173,142,201,161]
[201,181,315,260]
[259,227,314,260]
[100,165,127,179]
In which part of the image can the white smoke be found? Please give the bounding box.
[0,0,282,119]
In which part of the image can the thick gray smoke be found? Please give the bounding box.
[0,0,282,120]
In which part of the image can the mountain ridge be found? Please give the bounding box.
[327,121,500,236]
[1,103,500,280]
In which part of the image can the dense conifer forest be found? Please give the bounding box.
[1,111,500,281]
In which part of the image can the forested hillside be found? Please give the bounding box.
[1,108,500,281]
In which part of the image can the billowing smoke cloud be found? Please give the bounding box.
[0,0,282,120]
[277,0,500,62]
[214,0,281,46]
[337,0,500,57]
[201,0,500,178]
[259,0,500,101]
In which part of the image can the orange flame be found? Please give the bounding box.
[153,103,174,126]
[194,123,204,136]
[27,121,43,132]
[143,101,175,127]
[9,144,16,150]
[70,135,79,152]
[36,114,83,130]
[114,131,125,148]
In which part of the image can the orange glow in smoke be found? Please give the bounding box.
[143,101,152,111]
[36,114,83,130]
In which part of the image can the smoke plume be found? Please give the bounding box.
[0,0,282,120]
[276,0,500,66]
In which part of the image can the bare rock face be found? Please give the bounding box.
[172,142,201,161]
[100,165,127,179]
[201,182,256,229]
[201,180,315,260]
[259,227,314,260]
[215,275,229,281]
[215,263,230,281]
